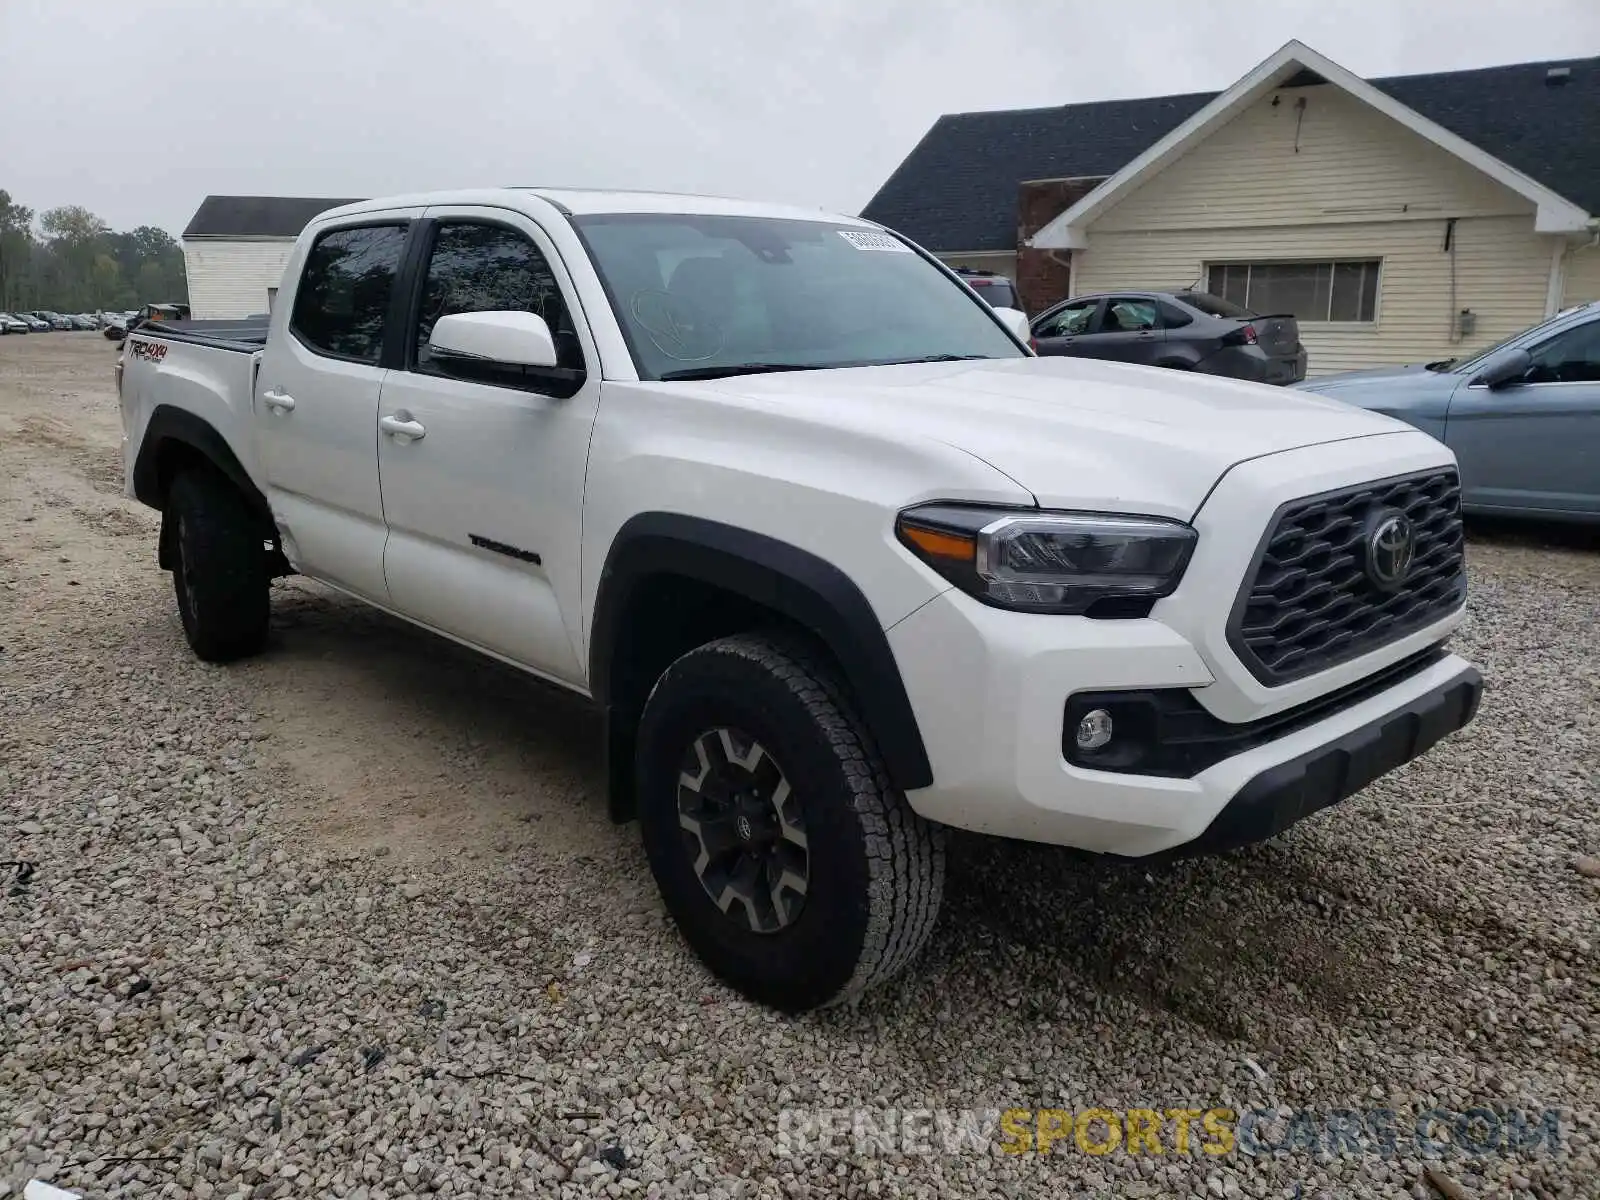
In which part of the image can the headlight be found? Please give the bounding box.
[896,504,1197,616]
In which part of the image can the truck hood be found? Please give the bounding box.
[688,357,1408,519]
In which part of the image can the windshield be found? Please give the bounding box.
[571,214,1026,381]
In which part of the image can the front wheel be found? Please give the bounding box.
[636,633,945,1012]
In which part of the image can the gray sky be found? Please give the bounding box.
[2,0,1597,236]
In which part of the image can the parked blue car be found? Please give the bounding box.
[1295,302,1600,524]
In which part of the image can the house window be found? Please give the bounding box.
[1206,260,1380,323]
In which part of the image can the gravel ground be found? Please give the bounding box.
[1,333,1596,1200]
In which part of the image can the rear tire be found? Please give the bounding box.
[168,467,270,663]
[636,633,944,1012]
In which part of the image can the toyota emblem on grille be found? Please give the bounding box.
[1365,509,1416,589]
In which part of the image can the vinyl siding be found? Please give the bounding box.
[181,239,296,320]
[1094,84,1534,234]
[1562,244,1600,308]
[1074,218,1552,376]
[1072,82,1555,374]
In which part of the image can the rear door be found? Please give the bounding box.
[375,207,601,686]
[1073,296,1165,365]
[255,217,416,602]
[1445,314,1600,519]
[1030,298,1100,357]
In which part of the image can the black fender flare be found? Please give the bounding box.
[133,404,271,518]
[133,405,274,571]
[590,513,934,798]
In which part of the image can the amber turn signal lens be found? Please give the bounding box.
[899,522,976,562]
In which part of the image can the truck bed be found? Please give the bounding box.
[134,318,270,353]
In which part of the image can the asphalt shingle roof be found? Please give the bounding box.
[861,56,1600,252]
[182,195,366,240]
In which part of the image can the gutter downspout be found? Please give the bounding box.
[1048,249,1075,299]
[1547,220,1600,317]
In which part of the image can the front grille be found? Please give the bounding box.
[1229,469,1465,685]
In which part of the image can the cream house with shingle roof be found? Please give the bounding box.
[864,43,1600,376]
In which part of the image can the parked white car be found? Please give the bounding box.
[117,188,1482,1011]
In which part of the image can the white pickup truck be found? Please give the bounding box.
[118,188,1482,1012]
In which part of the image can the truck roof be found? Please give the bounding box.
[310,188,876,228]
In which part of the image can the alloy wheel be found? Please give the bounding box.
[676,727,809,934]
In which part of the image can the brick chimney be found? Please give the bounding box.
[1016,177,1104,313]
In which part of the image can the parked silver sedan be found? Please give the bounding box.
[1296,302,1600,524]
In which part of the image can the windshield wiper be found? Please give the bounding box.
[883,354,991,365]
[658,362,827,382]
[658,354,993,381]
[1425,358,1458,372]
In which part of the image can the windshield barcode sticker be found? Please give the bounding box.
[838,230,910,252]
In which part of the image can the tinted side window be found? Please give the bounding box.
[1525,318,1600,384]
[414,223,583,378]
[290,224,408,363]
[1158,301,1194,328]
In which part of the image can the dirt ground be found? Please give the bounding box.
[0,332,610,868]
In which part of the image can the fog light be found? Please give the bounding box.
[1075,708,1114,751]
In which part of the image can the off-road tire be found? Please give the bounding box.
[168,467,270,663]
[636,632,944,1012]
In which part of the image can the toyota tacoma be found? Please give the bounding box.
[117,188,1482,1012]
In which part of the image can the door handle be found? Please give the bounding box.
[261,389,296,413]
[379,413,426,442]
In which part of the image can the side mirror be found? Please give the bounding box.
[429,310,558,368]
[994,306,1030,343]
[1474,347,1531,389]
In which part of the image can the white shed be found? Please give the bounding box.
[181,195,363,319]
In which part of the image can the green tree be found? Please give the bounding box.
[1,190,187,312]
[40,206,112,311]
[0,190,35,310]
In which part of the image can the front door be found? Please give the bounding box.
[256,220,413,602]
[1446,314,1600,519]
[1075,296,1166,365]
[1030,298,1099,357]
[376,209,601,686]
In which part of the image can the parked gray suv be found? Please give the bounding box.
[1295,302,1599,523]
[1030,289,1307,384]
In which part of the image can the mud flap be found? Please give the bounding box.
[158,504,176,571]
[605,705,638,823]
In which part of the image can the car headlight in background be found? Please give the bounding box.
[895,504,1197,616]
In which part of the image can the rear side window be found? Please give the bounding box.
[1158,301,1194,328]
[1101,298,1159,332]
[290,224,409,363]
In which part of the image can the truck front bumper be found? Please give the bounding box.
[886,591,1480,857]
